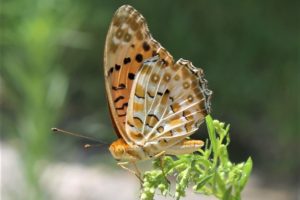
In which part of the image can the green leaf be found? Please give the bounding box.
[140,116,252,200]
[239,157,253,189]
[223,186,233,200]
[206,115,218,155]
[195,174,214,191]
[215,172,226,193]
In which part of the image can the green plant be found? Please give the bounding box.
[140,115,252,200]
[1,0,79,198]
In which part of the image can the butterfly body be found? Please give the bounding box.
[109,138,204,161]
[104,5,212,163]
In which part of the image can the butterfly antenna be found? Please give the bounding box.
[83,144,104,149]
[51,127,108,145]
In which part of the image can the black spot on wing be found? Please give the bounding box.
[170,104,175,113]
[108,67,114,75]
[135,93,145,99]
[142,42,150,51]
[128,73,135,80]
[114,96,124,103]
[115,102,128,110]
[115,64,121,71]
[112,83,126,91]
[169,96,174,102]
[116,109,127,117]
[157,92,163,96]
[119,83,126,88]
[148,114,159,122]
[162,59,169,66]
[152,51,158,57]
[127,121,135,127]
[135,54,143,63]
[133,117,143,125]
[123,57,131,64]
[147,91,154,98]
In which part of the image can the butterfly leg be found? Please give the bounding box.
[117,161,135,174]
[117,161,143,183]
[132,162,143,183]
[153,151,166,159]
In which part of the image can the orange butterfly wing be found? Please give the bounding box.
[104,5,174,143]
[126,56,212,150]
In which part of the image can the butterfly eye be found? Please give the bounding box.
[117,147,125,154]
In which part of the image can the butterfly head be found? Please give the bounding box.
[109,138,147,161]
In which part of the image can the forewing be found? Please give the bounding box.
[104,5,173,143]
[126,56,212,149]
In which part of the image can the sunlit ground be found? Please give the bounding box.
[2,142,298,200]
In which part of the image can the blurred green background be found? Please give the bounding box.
[1,0,299,199]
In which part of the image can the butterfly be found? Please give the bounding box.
[104,5,212,171]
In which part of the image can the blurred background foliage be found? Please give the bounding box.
[1,0,299,199]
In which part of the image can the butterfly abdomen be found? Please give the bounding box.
[163,139,204,155]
